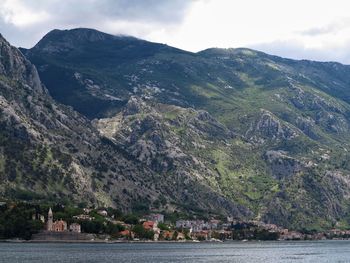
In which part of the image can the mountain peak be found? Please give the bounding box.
[44,28,116,42]
[31,28,141,52]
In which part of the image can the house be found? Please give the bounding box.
[329,229,343,236]
[143,221,157,231]
[192,230,210,240]
[98,210,108,217]
[69,223,81,233]
[176,232,186,240]
[161,230,174,240]
[83,208,92,214]
[176,220,208,232]
[209,219,220,230]
[146,214,164,223]
[73,214,95,221]
[160,230,186,241]
[32,213,45,223]
[176,220,190,229]
[142,221,160,241]
[119,230,134,239]
[279,228,289,235]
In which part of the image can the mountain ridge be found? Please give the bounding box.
[26,28,350,65]
[1,32,245,219]
[5,27,350,230]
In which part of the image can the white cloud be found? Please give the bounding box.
[0,0,50,27]
[0,0,194,47]
[147,0,350,63]
[1,0,350,63]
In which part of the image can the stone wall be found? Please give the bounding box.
[31,231,94,241]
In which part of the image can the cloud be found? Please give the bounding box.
[250,39,350,64]
[97,0,193,23]
[0,0,195,47]
[300,18,350,36]
[301,23,341,36]
[1,0,350,64]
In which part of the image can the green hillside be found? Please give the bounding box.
[16,28,350,230]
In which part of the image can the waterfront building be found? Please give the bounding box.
[46,208,80,233]
[52,220,67,232]
[69,223,81,233]
[143,221,160,241]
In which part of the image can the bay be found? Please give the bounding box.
[1,240,350,263]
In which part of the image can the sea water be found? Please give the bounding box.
[1,240,350,263]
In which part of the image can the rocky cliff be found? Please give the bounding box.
[9,28,350,230]
[1,33,245,218]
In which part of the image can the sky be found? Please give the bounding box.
[1,0,350,63]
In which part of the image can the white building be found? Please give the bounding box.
[176,220,208,232]
[69,223,81,233]
[98,210,108,217]
[146,214,164,223]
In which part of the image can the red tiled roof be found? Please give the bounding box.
[119,230,132,236]
[143,221,155,230]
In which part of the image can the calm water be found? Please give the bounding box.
[1,240,350,263]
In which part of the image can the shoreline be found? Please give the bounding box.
[1,238,349,244]
[1,240,199,244]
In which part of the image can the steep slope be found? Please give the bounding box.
[94,97,350,230]
[1,33,245,218]
[94,97,272,215]
[22,28,350,230]
[22,28,189,118]
[0,33,155,208]
[23,29,350,146]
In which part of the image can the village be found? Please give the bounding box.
[26,206,350,242]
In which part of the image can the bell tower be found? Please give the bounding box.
[47,208,53,231]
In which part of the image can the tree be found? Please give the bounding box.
[123,214,139,225]
[132,224,154,240]
[80,220,105,234]
[0,202,44,240]
[158,223,169,231]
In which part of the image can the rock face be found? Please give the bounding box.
[264,151,302,179]
[94,97,249,216]
[9,27,350,230]
[0,34,247,218]
[246,110,299,143]
[95,97,229,174]
[0,34,155,209]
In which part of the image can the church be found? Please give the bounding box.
[47,208,81,233]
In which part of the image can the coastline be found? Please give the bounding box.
[2,238,349,244]
[1,239,200,244]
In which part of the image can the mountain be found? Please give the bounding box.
[15,27,350,230]
[0,33,244,218]
[21,28,189,119]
